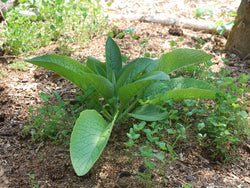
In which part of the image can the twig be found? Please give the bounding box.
[0,55,18,59]
[0,132,12,137]
[0,8,7,26]
[243,52,250,60]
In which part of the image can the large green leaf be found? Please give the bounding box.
[26,54,92,91]
[105,37,122,77]
[157,49,212,74]
[83,73,114,101]
[86,57,107,77]
[70,110,113,176]
[144,77,219,102]
[129,104,168,121]
[119,71,169,111]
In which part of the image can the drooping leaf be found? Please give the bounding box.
[105,37,122,77]
[157,49,212,74]
[119,71,169,111]
[144,77,219,102]
[129,104,168,121]
[86,56,107,77]
[83,73,114,101]
[26,54,92,91]
[70,110,113,176]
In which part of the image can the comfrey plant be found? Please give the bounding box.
[26,37,219,176]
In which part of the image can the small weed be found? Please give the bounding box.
[108,25,124,39]
[194,5,214,19]
[125,121,183,187]
[27,173,39,188]
[23,88,99,144]
[179,37,184,42]
[139,38,150,56]
[0,71,5,78]
[121,54,130,63]
[129,31,139,40]
[183,184,193,188]
[169,40,177,49]
[9,60,29,71]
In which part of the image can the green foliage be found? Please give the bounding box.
[157,49,212,74]
[26,37,217,176]
[194,5,214,19]
[9,60,29,71]
[198,69,250,160]
[27,173,39,188]
[23,90,91,144]
[143,66,249,161]
[0,71,5,78]
[125,121,186,187]
[2,0,108,55]
[194,4,237,36]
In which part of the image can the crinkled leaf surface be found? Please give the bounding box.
[70,110,113,176]
[144,77,219,101]
[26,54,91,91]
[129,104,168,121]
[83,73,114,101]
[157,49,212,74]
[105,37,122,76]
[118,58,157,83]
[119,71,169,111]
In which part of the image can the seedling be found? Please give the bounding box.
[9,60,29,71]
[27,173,39,188]
[0,71,5,78]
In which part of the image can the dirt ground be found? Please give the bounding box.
[0,0,250,187]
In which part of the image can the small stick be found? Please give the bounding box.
[0,55,18,59]
[0,8,7,26]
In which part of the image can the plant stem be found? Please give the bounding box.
[117,99,138,122]
[101,107,113,122]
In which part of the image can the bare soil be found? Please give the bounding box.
[0,1,250,187]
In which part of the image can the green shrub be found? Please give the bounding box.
[2,0,108,55]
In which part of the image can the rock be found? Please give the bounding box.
[119,171,131,178]
[21,79,28,83]
[138,164,146,173]
[186,176,195,181]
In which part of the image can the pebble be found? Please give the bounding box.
[186,176,195,181]
[21,79,28,83]
[138,164,146,173]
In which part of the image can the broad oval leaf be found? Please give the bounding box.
[105,37,122,77]
[144,77,219,102]
[157,49,212,74]
[129,104,168,121]
[70,110,113,176]
[83,73,114,101]
[26,54,91,91]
